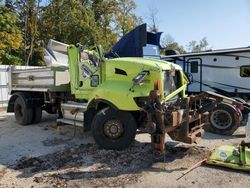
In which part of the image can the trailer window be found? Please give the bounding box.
[240,66,250,77]
[190,61,198,73]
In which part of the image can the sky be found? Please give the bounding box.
[134,0,250,50]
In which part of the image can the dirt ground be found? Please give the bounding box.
[0,112,250,188]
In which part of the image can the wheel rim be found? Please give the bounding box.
[16,104,23,118]
[210,109,232,129]
[103,119,124,139]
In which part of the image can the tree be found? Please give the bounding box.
[147,6,159,32]
[0,0,142,65]
[161,34,186,54]
[161,34,174,48]
[41,0,100,50]
[115,0,142,37]
[91,0,143,51]
[4,0,15,12]
[15,0,45,66]
[0,3,23,65]
[187,37,211,52]
[90,0,120,51]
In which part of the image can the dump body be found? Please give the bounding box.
[8,66,70,92]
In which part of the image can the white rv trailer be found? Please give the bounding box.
[162,47,250,100]
[162,47,250,135]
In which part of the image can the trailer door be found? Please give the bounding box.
[186,58,202,93]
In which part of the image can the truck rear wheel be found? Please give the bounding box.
[209,103,239,135]
[14,97,33,125]
[91,107,137,150]
[32,106,42,124]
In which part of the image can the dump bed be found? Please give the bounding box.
[8,66,70,92]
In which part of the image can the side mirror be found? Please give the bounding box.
[90,75,99,87]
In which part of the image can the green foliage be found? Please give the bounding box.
[28,47,46,66]
[91,0,119,51]
[40,0,141,52]
[0,3,23,65]
[15,0,44,65]
[41,0,98,47]
[114,0,142,36]
[0,0,144,65]
[0,0,212,65]
[187,37,212,52]
[0,50,23,65]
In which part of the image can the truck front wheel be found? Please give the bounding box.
[14,97,33,125]
[209,103,239,135]
[91,107,137,150]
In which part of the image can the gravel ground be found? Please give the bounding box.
[0,112,250,188]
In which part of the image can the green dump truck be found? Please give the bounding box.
[7,39,250,153]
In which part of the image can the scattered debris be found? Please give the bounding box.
[33,176,43,183]
[177,158,207,180]
[1,111,249,188]
[13,142,212,187]
[15,157,44,171]
[0,167,7,178]
[42,137,71,147]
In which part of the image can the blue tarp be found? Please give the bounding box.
[106,24,162,58]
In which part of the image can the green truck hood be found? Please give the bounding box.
[107,57,182,71]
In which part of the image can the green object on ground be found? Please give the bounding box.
[207,141,250,171]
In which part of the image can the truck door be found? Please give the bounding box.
[186,58,202,93]
[68,46,100,98]
[78,51,100,94]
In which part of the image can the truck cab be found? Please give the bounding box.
[67,44,187,111]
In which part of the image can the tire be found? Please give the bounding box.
[84,108,97,132]
[241,113,249,126]
[209,103,239,135]
[233,97,249,126]
[32,106,42,124]
[91,107,137,150]
[14,97,33,125]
